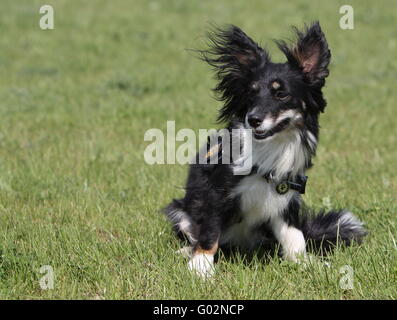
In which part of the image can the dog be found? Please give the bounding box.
[163,22,367,278]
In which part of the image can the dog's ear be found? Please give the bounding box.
[198,25,268,122]
[277,22,331,87]
[202,25,267,73]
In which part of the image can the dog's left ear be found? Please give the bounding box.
[277,22,331,87]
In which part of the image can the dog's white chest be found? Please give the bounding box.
[220,175,293,246]
[234,175,293,224]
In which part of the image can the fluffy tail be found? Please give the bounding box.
[301,210,367,253]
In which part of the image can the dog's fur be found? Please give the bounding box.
[164,22,367,277]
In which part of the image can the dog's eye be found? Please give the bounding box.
[251,82,260,92]
[275,91,290,101]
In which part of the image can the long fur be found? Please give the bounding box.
[163,22,367,276]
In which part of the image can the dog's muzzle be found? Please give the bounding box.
[247,114,291,140]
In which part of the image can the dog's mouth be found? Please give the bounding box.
[253,118,291,140]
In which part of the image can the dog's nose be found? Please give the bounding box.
[248,115,263,128]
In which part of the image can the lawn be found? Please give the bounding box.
[0,0,395,299]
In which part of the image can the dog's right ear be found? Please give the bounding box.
[198,25,268,122]
[200,25,268,75]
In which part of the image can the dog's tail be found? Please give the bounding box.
[301,209,367,253]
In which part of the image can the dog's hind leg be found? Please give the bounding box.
[164,200,221,278]
[188,241,219,279]
[188,219,220,279]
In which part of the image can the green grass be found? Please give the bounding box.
[0,0,396,299]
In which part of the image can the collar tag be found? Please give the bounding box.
[250,166,308,195]
[276,181,289,194]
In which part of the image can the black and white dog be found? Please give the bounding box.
[164,22,366,277]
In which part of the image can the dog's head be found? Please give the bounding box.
[201,22,331,141]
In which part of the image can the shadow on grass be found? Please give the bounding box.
[216,243,280,266]
[215,240,350,266]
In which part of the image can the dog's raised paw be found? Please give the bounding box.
[188,253,215,279]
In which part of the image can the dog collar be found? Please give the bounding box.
[250,166,308,195]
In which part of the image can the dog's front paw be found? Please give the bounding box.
[188,254,214,279]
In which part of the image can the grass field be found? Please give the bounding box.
[0,0,396,299]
